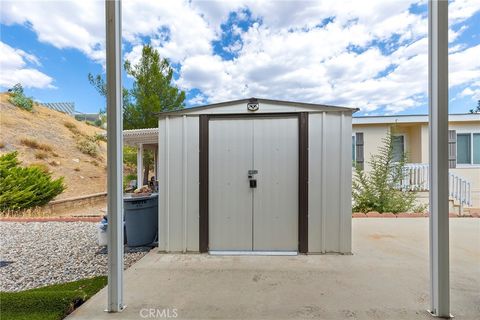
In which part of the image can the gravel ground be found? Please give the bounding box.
[0,222,150,292]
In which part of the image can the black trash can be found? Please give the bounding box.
[124,193,158,246]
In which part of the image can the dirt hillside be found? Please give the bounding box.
[0,93,107,200]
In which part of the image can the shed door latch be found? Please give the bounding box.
[248,169,258,188]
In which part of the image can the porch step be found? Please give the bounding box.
[449,198,469,216]
[463,207,480,217]
[449,198,480,216]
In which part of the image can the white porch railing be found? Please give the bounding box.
[402,163,472,207]
[402,163,429,191]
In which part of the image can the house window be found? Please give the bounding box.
[392,135,405,162]
[457,134,471,164]
[457,133,480,165]
[474,133,480,164]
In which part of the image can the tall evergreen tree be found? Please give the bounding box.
[88,44,186,184]
[88,44,185,129]
[124,45,185,129]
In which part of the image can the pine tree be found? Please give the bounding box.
[0,152,65,211]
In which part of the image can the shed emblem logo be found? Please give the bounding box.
[247,102,259,111]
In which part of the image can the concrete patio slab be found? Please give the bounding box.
[68,218,480,320]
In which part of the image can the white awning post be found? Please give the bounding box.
[428,0,450,318]
[154,147,158,180]
[137,144,144,187]
[106,0,124,312]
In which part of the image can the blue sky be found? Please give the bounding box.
[1,0,479,115]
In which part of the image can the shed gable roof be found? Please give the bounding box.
[158,98,358,116]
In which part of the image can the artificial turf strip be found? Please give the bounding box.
[0,276,107,320]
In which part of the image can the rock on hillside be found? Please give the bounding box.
[0,93,106,200]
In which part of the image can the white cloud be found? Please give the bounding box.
[191,0,416,32]
[1,0,479,113]
[122,1,215,64]
[177,4,430,112]
[449,44,480,87]
[0,41,54,89]
[449,25,468,43]
[223,40,242,55]
[1,0,105,63]
[460,87,480,100]
[178,0,479,113]
[0,0,215,65]
[188,93,207,105]
[449,43,466,54]
[449,0,480,24]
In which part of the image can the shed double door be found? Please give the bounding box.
[209,117,298,251]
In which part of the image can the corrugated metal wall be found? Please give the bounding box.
[308,112,352,253]
[159,111,352,254]
[159,116,199,252]
[208,119,254,250]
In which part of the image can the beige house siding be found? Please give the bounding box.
[352,123,424,171]
[353,119,480,208]
[352,124,389,172]
[391,124,423,163]
[421,124,429,163]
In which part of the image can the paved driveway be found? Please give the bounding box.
[68,218,479,320]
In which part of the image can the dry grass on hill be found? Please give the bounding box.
[0,93,107,200]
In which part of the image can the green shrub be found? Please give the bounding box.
[123,145,153,183]
[64,121,103,157]
[123,173,137,190]
[123,145,137,166]
[352,131,420,213]
[8,83,34,111]
[86,120,101,127]
[76,137,99,157]
[93,133,107,142]
[0,152,65,211]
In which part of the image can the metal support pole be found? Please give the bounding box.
[428,0,450,318]
[154,146,158,180]
[106,0,124,313]
[137,144,144,187]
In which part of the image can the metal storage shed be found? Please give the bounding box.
[158,98,357,254]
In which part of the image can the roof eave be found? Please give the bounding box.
[156,97,357,116]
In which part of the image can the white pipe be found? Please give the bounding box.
[137,144,143,187]
[106,0,124,312]
[153,147,157,181]
[428,0,450,317]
